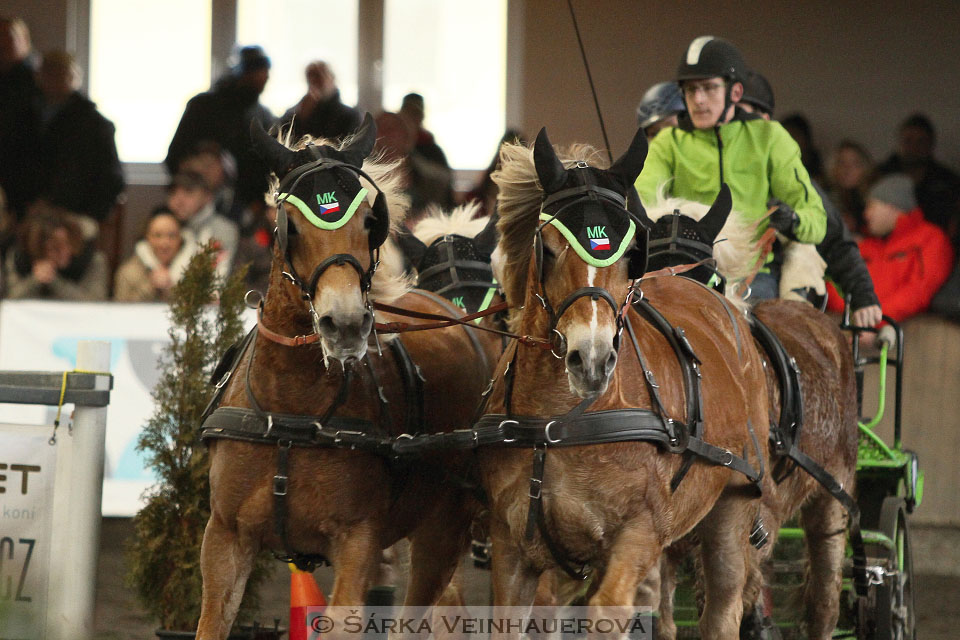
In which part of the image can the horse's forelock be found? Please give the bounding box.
[412,201,485,246]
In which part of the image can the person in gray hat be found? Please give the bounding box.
[827,173,954,322]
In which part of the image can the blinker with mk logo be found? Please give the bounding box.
[277,157,371,231]
[538,182,637,268]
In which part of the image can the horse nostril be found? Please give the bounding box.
[604,351,618,375]
[566,350,583,371]
[318,315,337,335]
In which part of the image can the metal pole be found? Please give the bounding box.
[45,341,111,640]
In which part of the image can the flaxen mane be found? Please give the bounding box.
[412,201,485,245]
[265,132,414,303]
[492,141,607,329]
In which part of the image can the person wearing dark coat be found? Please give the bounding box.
[0,17,42,221]
[32,51,124,232]
[279,61,361,143]
[165,46,276,218]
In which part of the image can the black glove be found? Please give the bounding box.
[768,202,799,239]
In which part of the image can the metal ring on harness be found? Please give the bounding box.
[499,419,518,443]
[550,329,567,359]
[544,420,562,444]
[720,449,734,466]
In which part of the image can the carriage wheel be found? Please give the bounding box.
[875,496,916,640]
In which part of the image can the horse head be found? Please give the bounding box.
[251,114,390,361]
[529,126,648,397]
[641,184,733,289]
[405,204,500,313]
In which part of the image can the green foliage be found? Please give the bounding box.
[126,244,270,630]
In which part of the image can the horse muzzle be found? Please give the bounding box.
[564,336,618,398]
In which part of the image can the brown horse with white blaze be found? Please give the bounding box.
[195,116,489,639]
[478,129,770,639]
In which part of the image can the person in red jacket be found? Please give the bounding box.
[827,173,954,322]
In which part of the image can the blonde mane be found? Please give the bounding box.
[492,141,607,329]
[411,201,486,245]
[266,132,413,303]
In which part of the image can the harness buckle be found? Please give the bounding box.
[544,420,562,444]
[273,474,288,496]
[644,370,659,389]
[528,477,543,499]
[720,449,734,466]
[498,419,518,444]
[265,415,274,438]
[535,293,548,309]
[215,370,232,390]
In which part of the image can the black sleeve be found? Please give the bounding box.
[816,189,879,310]
[164,95,204,175]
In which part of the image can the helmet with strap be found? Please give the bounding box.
[676,36,746,83]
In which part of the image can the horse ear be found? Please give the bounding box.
[340,112,377,166]
[473,213,500,257]
[250,119,299,177]
[608,126,648,189]
[533,128,566,193]
[699,183,732,244]
[396,230,429,268]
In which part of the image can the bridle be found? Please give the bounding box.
[270,152,389,336]
[532,165,648,357]
[648,212,726,293]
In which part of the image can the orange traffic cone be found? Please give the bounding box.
[289,563,327,640]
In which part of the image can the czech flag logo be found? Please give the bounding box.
[590,237,610,250]
[318,201,340,216]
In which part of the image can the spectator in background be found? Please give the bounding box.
[231,203,276,295]
[32,50,124,239]
[3,205,108,300]
[876,113,960,249]
[828,140,873,234]
[114,206,196,302]
[165,45,275,220]
[781,113,824,183]
[166,171,238,278]
[399,93,449,168]
[827,174,953,323]
[374,110,454,226]
[280,61,361,143]
[0,16,41,221]
[464,128,525,219]
[176,140,238,227]
[634,81,685,141]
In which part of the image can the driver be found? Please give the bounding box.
[635,36,827,302]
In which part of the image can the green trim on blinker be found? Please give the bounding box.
[474,279,499,324]
[539,213,636,268]
[279,188,369,230]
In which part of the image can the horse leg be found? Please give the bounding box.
[654,551,680,640]
[196,513,258,640]
[696,494,754,640]
[799,492,847,640]
[329,521,383,606]
[403,495,473,607]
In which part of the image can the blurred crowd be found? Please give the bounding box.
[1,15,958,327]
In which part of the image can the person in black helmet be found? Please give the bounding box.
[635,36,827,302]
[636,81,685,140]
[740,69,882,327]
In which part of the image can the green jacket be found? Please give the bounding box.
[634,112,827,245]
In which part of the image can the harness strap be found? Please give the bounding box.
[388,337,425,436]
[783,444,867,596]
[257,310,322,347]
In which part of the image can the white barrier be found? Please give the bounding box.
[0,341,112,640]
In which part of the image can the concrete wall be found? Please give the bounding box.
[517,0,960,171]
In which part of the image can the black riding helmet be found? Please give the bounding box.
[742,68,775,116]
[676,36,746,128]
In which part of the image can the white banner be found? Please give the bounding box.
[0,425,57,639]
[0,301,253,517]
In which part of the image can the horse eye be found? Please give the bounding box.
[363,211,375,229]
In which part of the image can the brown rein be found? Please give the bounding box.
[255,259,712,349]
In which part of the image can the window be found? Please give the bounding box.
[88,0,211,163]
[383,0,507,170]
[236,0,359,120]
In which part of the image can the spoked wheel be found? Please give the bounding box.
[875,496,916,640]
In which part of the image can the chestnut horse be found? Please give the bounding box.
[478,129,770,639]
[640,193,860,640]
[195,117,489,639]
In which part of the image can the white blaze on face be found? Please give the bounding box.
[587,265,598,362]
